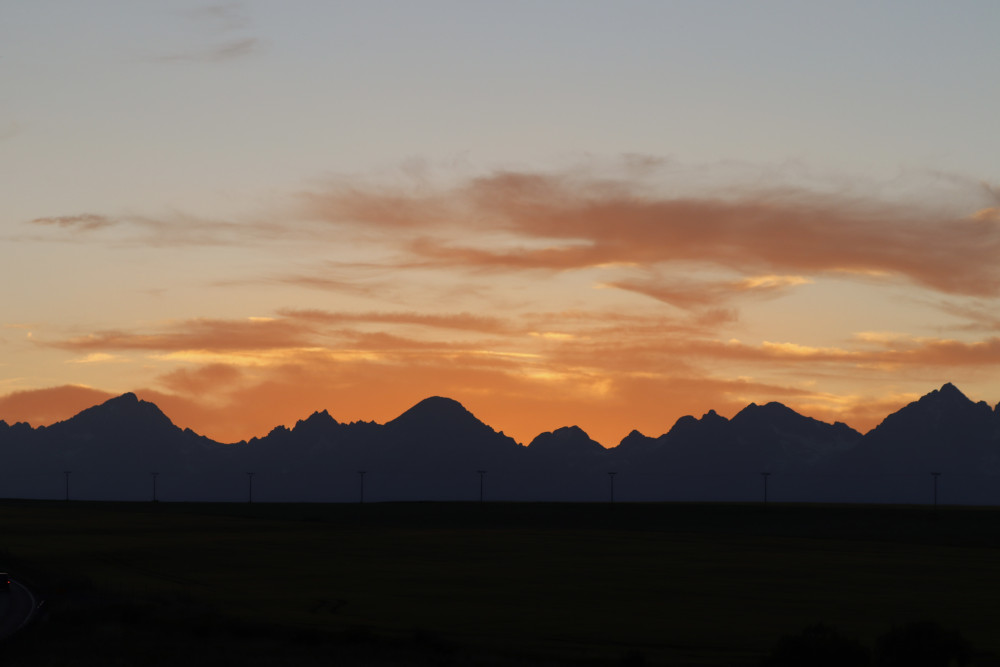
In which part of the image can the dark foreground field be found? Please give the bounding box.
[2,500,1000,666]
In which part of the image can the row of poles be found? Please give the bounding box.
[56,469,945,506]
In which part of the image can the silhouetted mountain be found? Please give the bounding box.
[600,402,864,502]
[0,393,221,500]
[376,397,525,499]
[528,426,605,457]
[729,402,861,468]
[1,384,998,503]
[826,383,1000,503]
[48,392,177,438]
[839,384,996,471]
[384,396,510,447]
[625,403,860,474]
[614,429,656,453]
[291,409,340,439]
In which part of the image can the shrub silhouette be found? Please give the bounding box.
[762,623,870,667]
[874,620,971,667]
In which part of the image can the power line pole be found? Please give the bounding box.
[246,472,255,504]
[931,472,941,508]
[358,470,366,504]
[64,470,71,502]
[761,472,770,504]
[477,470,486,505]
[608,472,617,504]
[151,472,159,502]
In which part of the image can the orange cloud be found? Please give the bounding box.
[0,385,115,428]
[158,363,245,395]
[302,170,1000,297]
[606,274,811,310]
[280,309,517,334]
[34,166,1000,300]
[45,309,1000,391]
[50,317,319,352]
[867,336,1000,367]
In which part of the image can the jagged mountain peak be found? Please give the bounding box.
[908,383,997,415]
[855,383,995,469]
[294,409,339,430]
[900,383,990,417]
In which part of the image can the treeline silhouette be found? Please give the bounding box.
[1,383,998,503]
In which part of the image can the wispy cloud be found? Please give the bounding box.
[66,353,126,365]
[149,1,263,64]
[192,2,253,31]
[153,36,262,64]
[933,299,1000,333]
[280,309,518,334]
[292,168,1000,297]
[24,209,296,247]
[30,214,118,232]
[30,165,1000,300]
[606,274,812,310]
[49,317,319,353]
[43,309,1000,397]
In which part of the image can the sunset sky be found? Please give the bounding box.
[2,1,999,446]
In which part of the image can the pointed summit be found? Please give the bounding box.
[852,383,996,475]
[905,382,989,419]
[933,382,968,401]
[59,392,177,434]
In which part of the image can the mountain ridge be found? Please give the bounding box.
[1,383,998,503]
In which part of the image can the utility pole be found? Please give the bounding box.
[151,472,159,502]
[358,470,366,504]
[477,470,486,505]
[761,472,771,504]
[64,470,71,502]
[608,472,617,504]
[931,472,941,508]
[246,472,255,504]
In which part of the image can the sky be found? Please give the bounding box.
[2,1,1000,446]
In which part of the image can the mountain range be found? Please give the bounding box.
[1,383,998,504]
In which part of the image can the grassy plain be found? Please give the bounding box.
[2,500,1000,665]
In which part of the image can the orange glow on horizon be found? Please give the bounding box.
[0,375,923,448]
